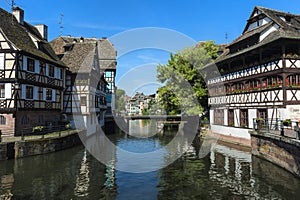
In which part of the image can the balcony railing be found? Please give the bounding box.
[19,70,64,88]
[253,118,300,139]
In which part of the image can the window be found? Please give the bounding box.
[214,109,224,125]
[228,109,234,126]
[26,86,33,99]
[46,89,52,101]
[27,58,35,72]
[38,87,43,100]
[95,96,99,108]
[0,115,6,125]
[80,96,87,106]
[60,68,64,79]
[286,74,300,86]
[240,109,248,127]
[40,63,46,75]
[258,109,267,119]
[0,84,5,98]
[48,65,54,77]
[21,115,29,125]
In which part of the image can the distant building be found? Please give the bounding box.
[205,6,300,145]
[50,36,110,133]
[0,7,66,136]
[125,93,155,115]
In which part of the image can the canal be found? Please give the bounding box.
[1,120,300,199]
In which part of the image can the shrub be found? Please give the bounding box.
[32,126,44,133]
[65,123,72,129]
[283,119,292,126]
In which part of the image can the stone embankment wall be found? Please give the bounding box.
[0,143,7,160]
[0,131,83,160]
[250,131,300,177]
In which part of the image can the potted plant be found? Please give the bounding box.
[32,126,44,133]
[283,119,292,127]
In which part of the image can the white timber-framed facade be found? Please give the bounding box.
[205,6,300,145]
[50,36,111,134]
[0,7,66,136]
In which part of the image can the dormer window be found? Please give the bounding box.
[64,44,73,52]
[27,58,35,72]
[285,16,291,23]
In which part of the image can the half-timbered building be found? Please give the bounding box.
[0,7,66,136]
[98,38,117,117]
[205,6,300,145]
[50,36,111,134]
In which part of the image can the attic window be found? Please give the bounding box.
[285,16,291,23]
[64,45,73,52]
[279,16,286,22]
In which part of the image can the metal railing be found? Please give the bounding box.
[253,118,300,139]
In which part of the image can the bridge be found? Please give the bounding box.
[123,115,182,121]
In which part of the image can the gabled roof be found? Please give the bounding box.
[0,7,65,67]
[213,6,300,64]
[252,6,300,31]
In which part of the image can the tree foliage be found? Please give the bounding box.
[156,41,218,115]
[115,88,126,113]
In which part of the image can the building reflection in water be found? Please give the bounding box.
[128,120,157,137]
[1,124,300,199]
[74,149,90,197]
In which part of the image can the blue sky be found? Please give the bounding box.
[0,0,299,95]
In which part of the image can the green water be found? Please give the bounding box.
[1,120,300,199]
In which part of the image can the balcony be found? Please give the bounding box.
[18,70,64,89]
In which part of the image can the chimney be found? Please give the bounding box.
[34,24,48,41]
[80,37,84,43]
[12,7,24,25]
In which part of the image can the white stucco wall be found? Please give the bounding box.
[210,109,214,124]
[224,109,228,126]
[211,124,251,140]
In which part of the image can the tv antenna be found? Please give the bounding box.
[6,0,16,23]
[225,32,228,44]
[59,13,64,36]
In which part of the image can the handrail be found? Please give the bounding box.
[253,118,300,139]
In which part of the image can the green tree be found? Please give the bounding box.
[157,86,180,115]
[156,41,218,115]
[115,88,126,113]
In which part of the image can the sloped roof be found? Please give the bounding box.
[59,42,97,73]
[98,39,117,70]
[0,7,65,67]
[213,6,300,64]
[255,6,300,30]
[50,36,117,71]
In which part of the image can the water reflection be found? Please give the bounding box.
[1,120,300,199]
[74,150,90,197]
